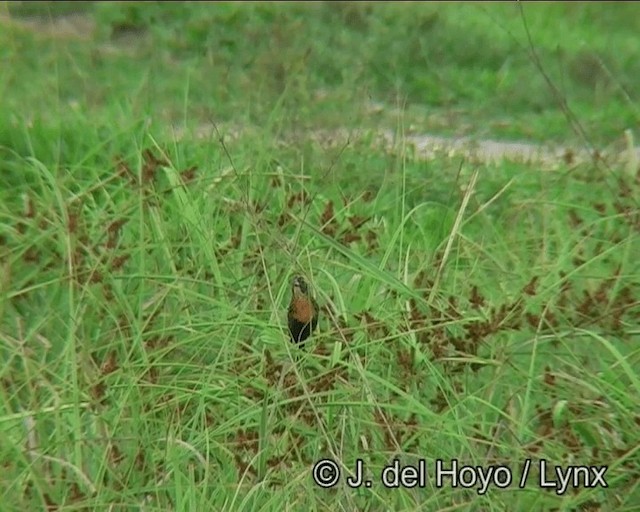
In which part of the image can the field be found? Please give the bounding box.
[1,2,639,511]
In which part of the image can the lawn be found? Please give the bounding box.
[1,2,639,511]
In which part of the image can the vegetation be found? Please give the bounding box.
[1,2,638,511]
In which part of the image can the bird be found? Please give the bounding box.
[287,275,319,345]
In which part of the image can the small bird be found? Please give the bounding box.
[288,275,319,345]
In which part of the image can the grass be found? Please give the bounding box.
[1,2,639,511]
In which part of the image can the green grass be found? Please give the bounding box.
[1,2,639,511]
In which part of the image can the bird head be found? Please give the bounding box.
[291,275,309,296]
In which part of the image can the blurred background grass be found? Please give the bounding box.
[2,1,639,148]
